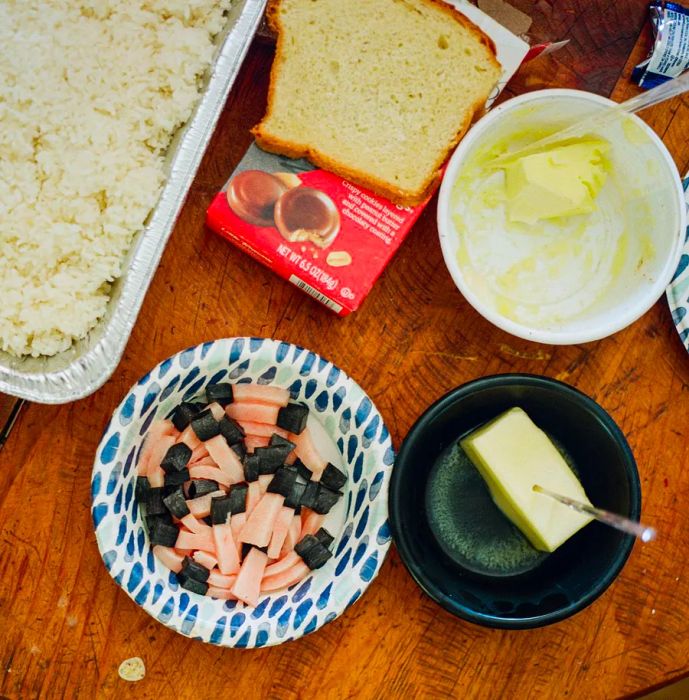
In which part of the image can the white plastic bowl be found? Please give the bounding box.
[437,89,686,345]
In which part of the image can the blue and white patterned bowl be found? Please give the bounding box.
[667,174,689,351]
[91,338,394,648]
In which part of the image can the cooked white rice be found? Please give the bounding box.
[0,0,231,357]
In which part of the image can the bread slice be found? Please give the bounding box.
[252,0,501,206]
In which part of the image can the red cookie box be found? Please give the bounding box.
[205,143,428,315]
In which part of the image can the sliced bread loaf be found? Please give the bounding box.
[252,0,501,206]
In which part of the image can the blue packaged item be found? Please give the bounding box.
[633,1,689,88]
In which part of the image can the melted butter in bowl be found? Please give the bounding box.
[437,90,686,344]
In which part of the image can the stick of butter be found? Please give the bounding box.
[503,139,610,225]
[460,407,593,552]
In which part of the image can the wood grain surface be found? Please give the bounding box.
[2,2,689,698]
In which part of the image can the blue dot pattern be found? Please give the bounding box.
[668,176,689,351]
[91,338,394,648]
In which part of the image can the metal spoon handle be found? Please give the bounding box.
[533,484,657,543]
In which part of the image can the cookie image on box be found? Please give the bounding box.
[274,187,340,249]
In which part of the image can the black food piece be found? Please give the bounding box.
[135,476,151,503]
[268,434,296,459]
[268,467,298,497]
[146,512,172,530]
[160,443,192,473]
[300,481,320,510]
[210,494,233,525]
[241,543,268,559]
[228,483,248,514]
[163,488,190,518]
[320,463,347,491]
[219,416,245,445]
[294,534,318,557]
[190,409,220,441]
[188,479,219,499]
[171,402,201,431]
[294,459,312,482]
[255,446,288,474]
[243,453,260,482]
[143,487,167,515]
[206,383,234,406]
[294,534,318,558]
[314,527,334,548]
[276,403,309,435]
[301,540,333,570]
[147,516,178,547]
[177,572,208,595]
[181,556,210,583]
[312,484,342,515]
[164,468,190,487]
[231,440,247,461]
[162,483,180,497]
[295,534,333,570]
[284,480,306,510]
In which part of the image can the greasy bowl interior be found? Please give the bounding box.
[91,337,394,648]
[438,89,686,344]
[389,374,640,629]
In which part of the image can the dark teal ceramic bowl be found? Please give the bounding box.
[389,374,640,629]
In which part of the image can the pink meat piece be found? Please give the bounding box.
[267,506,295,560]
[139,420,179,475]
[261,561,310,592]
[177,424,201,451]
[237,420,289,440]
[148,434,176,473]
[153,545,184,573]
[193,550,218,571]
[207,586,238,600]
[301,509,324,537]
[245,481,261,517]
[186,490,225,518]
[280,514,302,557]
[244,435,270,452]
[231,547,268,606]
[226,402,280,425]
[174,547,194,557]
[190,444,210,463]
[257,474,272,495]
[180,513,211,535]
[176,529,215,553]
[232,384,290,407]
[264,550,301,578]
[290,428,327,479]
[284,451,297,465]
[189,465,233,488]
[148,465,165,488]
[205,435,244,483]
[208,570,237,589]
[230,512,247,559]
[207,402,226,420]
[213,523,241,575]
[189,457,217,468]
[239,492,284,548]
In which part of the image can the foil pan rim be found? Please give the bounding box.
[0,0,267,404]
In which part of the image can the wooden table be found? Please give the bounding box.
[2,2,689,697]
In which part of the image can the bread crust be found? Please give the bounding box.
[254,0,501,206]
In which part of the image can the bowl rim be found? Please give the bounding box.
[91,336,394,647]
[388,372,641,629]
[437,88,688,345]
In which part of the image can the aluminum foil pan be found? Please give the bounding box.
[0,0,266,404]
